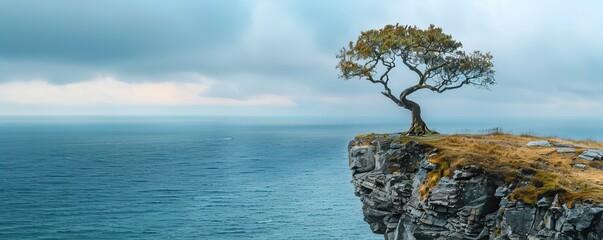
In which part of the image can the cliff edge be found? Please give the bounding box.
[348,133,603,240]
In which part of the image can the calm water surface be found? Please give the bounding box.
[0,116,601,239]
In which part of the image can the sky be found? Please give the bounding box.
[0,0,602,120]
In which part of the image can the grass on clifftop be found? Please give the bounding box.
[355,132,603,206]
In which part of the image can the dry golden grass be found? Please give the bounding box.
[357,133,603,205]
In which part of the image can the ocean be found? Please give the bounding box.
[1,116,602,239]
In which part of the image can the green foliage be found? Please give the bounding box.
[336,24,495,94]
[510,172,561,205]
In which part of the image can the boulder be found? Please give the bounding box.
[349,146,375,173]
[578,149,603,161]
[526,140,551,147]
[553,143,579,148]
[537,197,550,208]
[573,163,586,168]
[556,148,576,154]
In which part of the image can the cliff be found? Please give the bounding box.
[348,133,603,240]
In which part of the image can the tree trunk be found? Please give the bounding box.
[400,97,434,136]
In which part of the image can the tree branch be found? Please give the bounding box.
[398,46,425,80]
[436,77,473,93]
[421,61,449,85]
[401,58,424,80]
[381,91,401,105]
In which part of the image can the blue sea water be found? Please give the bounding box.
[0,116,602,239]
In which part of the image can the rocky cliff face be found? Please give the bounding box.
[348,134,603,240]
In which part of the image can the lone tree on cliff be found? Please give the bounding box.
[337,24,495,135]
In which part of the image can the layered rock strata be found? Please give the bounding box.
[349,134,603,240]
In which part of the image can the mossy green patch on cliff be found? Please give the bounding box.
[353,133,603,205]
[510,172,560,205]
[420,156,451,200]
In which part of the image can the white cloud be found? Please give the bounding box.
[0,76,295,107]
[200,0,333,77]
[241,1,331,65]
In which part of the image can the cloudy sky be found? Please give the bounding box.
[1,0,602,119]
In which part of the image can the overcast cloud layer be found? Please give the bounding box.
[1,0,602,119]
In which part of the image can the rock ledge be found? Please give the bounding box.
[349,134,603,240]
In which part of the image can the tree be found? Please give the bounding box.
[337,24,495,136]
